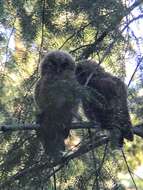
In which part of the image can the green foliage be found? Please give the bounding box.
[69,0,124,30]
[0,0,143,189]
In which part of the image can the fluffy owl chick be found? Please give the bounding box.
[34,50,80,159]
[75,60,133,148]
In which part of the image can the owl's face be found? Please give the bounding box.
[40,51,75,76]
[76,60,105,85]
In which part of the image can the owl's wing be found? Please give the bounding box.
[92,77,118,100]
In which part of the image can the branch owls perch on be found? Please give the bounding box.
[34,50,80,160]
[75,60,134,148]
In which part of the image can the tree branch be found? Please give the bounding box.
[0,123,39,131]
[0,135,108,188]
[80,0,143,59]
[0,120,143,188]
[0,122,143,138]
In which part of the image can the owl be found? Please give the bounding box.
[75,60,133,148]
[34,50,80,159]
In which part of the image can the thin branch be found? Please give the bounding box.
[128,56,143,87]
[53,167,57,190]
[122,150,138,190]
[69,43,91,54]
[59,22,92,50]
[38,0,46,64]
[0,124,40,131]
[127,0,143,14]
